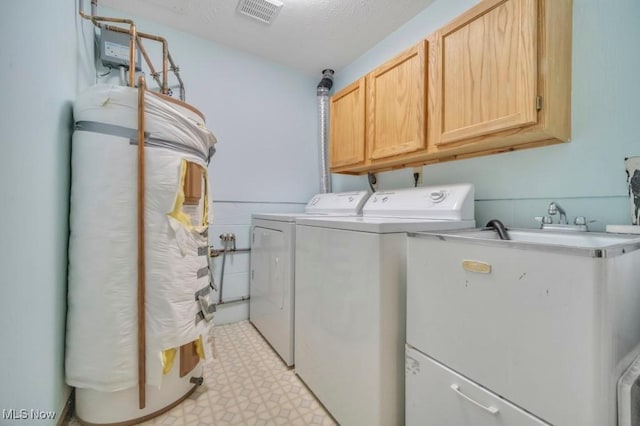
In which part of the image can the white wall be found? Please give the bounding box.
[99,7,319,323]
[332,0,640,231]
[0,1,93,423]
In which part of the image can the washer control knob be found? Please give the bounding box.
[310,198,319,205]
[382,196,389,203]
[372,197,378,203]
[348,196,354,202]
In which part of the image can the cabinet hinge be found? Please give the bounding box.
[252,232,255,244]
[251,270,254,280]
[536,95,543,111]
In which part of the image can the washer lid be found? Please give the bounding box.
[304,190,371,215]
[363,184,474,220]
[296,216,475,234]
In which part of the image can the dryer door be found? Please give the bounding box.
[249,225,293,365]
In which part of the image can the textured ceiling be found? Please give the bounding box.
[98,0,435,75]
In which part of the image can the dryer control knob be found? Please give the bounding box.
[430,191,446,202]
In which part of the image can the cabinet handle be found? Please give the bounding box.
[450,384,499,415]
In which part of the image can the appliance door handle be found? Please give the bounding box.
[450,384,499,415]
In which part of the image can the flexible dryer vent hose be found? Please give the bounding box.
[317,69,335,194]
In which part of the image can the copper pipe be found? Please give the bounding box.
[79,0,138,87]
[129,24,137,88]
[79,1,180,96]
[99,23,150,88]
[136,36,163,91]
[137,75,147,410]
[79,10,136,28]
[88,28,161,91]
[138,32,169,94]
[87,20,151,81]
[167,52,186,101]
[161,40,168,94]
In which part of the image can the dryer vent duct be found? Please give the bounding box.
[237,0,283,24]
[317,69,334,194]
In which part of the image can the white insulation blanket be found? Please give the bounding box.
[66,84,217,392]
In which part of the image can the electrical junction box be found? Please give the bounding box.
[99,28,141,71]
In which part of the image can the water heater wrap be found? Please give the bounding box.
[66,84,216,392]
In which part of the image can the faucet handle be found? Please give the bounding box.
[535,216,554,225]
[574,216,597,226]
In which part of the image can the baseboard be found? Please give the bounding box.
[57,388,74,426]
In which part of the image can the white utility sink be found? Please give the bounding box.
[406,227,640,425]
[413,227,640,255]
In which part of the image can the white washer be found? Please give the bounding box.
[294,184,475,426]
[250,191,370,366]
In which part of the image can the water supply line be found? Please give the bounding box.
[209,233,251,305]
[486,219,510,240]
[317,69,335,194]
[217,234,235,304]
[368,172,377,193]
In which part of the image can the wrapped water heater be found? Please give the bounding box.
[66,84,217,424]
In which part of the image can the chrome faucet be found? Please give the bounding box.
[535,202,593,231]
[547,202,567,224]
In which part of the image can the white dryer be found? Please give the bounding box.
[250,191,370,366]
[294,184,475,426]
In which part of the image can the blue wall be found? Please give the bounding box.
[0,2,637,418]
[332,0,640,230]
[0,1,93,423]
[99,6,318,323]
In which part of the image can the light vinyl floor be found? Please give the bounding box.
[70,320,336,426]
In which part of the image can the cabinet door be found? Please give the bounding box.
[367,40,428,160]
[329,78,366,169]
[406,347,549,426]
[434,0,538,146]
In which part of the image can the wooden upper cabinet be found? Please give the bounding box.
[329,77,366,169]
[435,0,537,145]
[367,40,428,160]
[432,0,572,149]
[328,0,571,174]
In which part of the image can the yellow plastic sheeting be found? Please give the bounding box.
[168,159,192,228]
[195,336,205,360]
[161,337,206,375]
[161,348,177,375]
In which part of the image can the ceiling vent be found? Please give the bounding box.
[237,0,283,25]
